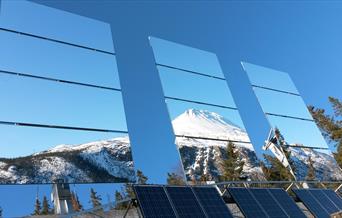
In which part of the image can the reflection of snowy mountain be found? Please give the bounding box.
[173,109,265,181]
[0,138,135,184]
[289,147,342,181]
[0,109,340,184]
[173,109,250,143]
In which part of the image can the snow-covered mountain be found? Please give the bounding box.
[173,109,265,181]
[0,138,135,184]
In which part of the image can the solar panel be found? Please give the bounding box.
[309,189,340,214]
[165,186,206,218]
[228,187,268,218]
[133,186,177,218]
[293,189,330,218]
[322,189,342,211]
[268,188,306,218]
[249,188,288,218]
[192,186,233,218]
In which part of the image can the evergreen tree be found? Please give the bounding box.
[221,142,244,181]
[89,188,102,209]
[41,195,50,215]
[32,197,41,215]
[309,97,342,167]
[0,206,3,218]
[71,191,83,212]
[167,172,186,185]
[261,154,295,181]
[306,156,316,181]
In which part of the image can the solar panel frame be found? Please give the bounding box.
[133,185,177,218]
[228,187,268,218]
[267,188,306,218]
[249,188,288,218]
[191,186,233,218]
[293,189,330,218]
[322,189,342,211]
[165,186,207,218]
[309,189,340,214]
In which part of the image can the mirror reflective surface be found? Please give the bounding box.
[0,1,133,184]
[253,87,313,120]
[0,31,120,88]
[151,37,264,182]
[150,37,223,78]
[243,62,342,181]
[0,0,114,53]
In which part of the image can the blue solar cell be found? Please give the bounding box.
[249,188,288,218]
[133,186,177,218]
[322,189,342,211]
[293,189,330,218]
[309,189,340,214]
[192,186,233,218]
[228,188,268,218]
[268,188,306,218]
[165,186,206,218]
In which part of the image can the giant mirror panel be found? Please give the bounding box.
[0,1,134,184]
[243,62,342,180]
[150,37,265,182]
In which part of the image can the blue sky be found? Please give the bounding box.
[0,0,342,216]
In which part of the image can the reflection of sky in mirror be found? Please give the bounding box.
[166,99,245,130]
[0,31,120,88]
[267,115,329,149]
[253,87,313,119]
[0,0,114,52]
[0,74,127,131]
[242,62,299,94]
[158,66,236,108]
[0,125,127,158]
[150,37,223,78]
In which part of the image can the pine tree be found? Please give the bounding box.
[32,197,41,215]
[71,191,83,212]
[309,97,342,167]
[221,142,244,181]
[306,156,316,181]
[89,188,102,209]
[41,195,50,215]
[167,172,186,185]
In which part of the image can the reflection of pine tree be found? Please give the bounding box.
[89,188,102,209]
[167,172,186,185]
[221,142,244,181]
[261,154,294,181]
[32,197,41,215]
[306,156,316,181]
[309,97,342,167]
[0,206,3,218]
[41,196,51,215]
[114,191,126,210]
[71,191,83,212]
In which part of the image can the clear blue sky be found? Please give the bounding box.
[1,0,342,216]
